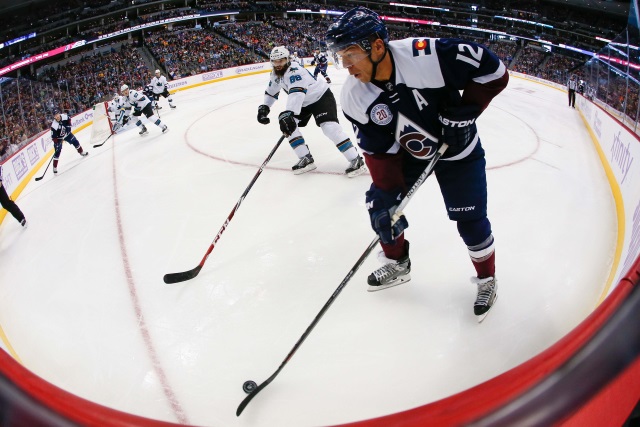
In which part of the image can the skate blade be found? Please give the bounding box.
[293,164,317,175]
[476,294,498,323]
[367,276,411,292]
[346,166,368,178]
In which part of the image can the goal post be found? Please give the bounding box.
[90,101,113,145]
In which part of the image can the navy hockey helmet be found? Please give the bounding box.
[325,7,389,54]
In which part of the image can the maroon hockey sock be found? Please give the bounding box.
[472,251,495,279]
[53,159,59,168]
[380,235,407,260]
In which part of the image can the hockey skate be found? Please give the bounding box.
[53,167,58,174]
[292,154,316,175]
[367,241,411,291]
[139,125,149,136]
[472,276,498,323]
[345,155,367,177]
[326,77,331,83]
[80,151,88,157]
[170,105,176,109]
[20,218,27,228]
[161,124,169,133]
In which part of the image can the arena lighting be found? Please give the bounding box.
[382,16,441,25]
[609,41,640,50]
[597,54,640,70]
[389,3,450,12]
[0,12,238,76]
[0,32,36,50]
[495,15,554,29]
[287,9,343,15]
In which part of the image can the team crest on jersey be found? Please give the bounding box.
[370,104,393,125]
[412,39,431,56]
[396,113,439,159]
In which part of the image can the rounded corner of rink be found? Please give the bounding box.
[0,66,634,426]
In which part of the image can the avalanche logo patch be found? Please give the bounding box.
[370,104,393,125]
[396,113,439,159]
[412,39,431,56]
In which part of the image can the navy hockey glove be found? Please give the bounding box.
[438,105,481,149]
[257,105,270,125]
[278,110,297,136]
[365,184,408,245]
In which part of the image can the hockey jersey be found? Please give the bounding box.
[50,113,73,142]
[151,75,169,94]
[123,89,152,110]
[312,52,328,66]
[262,63,328,114]
[341,38,508,162]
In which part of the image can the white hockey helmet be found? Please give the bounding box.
[270,46,290,62]
[155,69,161,75]
[120,84,129,92]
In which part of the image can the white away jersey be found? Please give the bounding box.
[151,75,168,94]
[263,63,328,114]
[341,37,507,161]
[124,89,152,110]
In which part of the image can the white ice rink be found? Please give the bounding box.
[0,68,617,426]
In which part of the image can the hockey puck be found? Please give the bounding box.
[242,380,257,394]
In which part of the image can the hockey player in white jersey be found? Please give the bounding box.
[256,46,366,177]
[326,7,509,321]
[109,93,132,132]
[150,69,176,109]
[290,51,304,67]
[120,84,168,136]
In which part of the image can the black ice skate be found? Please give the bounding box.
[292,154,316,175]
[345,155,367,177]
[162,124,169,133]
[472,276,498,323]
[80,151,88,157]
[139,125,149,136]
[170,105,176,109]
[367,241,411,291]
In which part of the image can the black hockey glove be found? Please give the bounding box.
[438,105,481,149]
[257,104,270,125]
[278,110,297,136]
[365,184,408,245]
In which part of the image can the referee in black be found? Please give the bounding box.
[0,165,27,228]
[567,74,578,108]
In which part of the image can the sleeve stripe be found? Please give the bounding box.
[289,87,307,94]
[473,61,507,84]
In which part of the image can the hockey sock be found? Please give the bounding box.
[471,251,495,279]
[380,235,407,260]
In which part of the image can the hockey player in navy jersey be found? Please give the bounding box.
[50,112,88,174]
[257,46,366,177]
[326,7,509,321]
[311,48,331,83]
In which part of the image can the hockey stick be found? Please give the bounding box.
[236,143,448,416]
[34,156,54,181]
[163,134,287,284]
[93,132,114,148]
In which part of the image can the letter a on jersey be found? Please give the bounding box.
[396,113,439,159]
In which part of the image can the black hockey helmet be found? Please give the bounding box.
[325,7,389,54]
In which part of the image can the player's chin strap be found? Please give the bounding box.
[369,43,388,83]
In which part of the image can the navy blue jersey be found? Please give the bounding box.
[312,52,328,66]
[341,38,508,162]
[50,113,73,141]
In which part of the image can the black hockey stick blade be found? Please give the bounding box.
[163,265,202,284]
[93,133,114,148]
[35,157,53,181]
[236,373,277,416]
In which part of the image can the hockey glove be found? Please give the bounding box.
[438,105,481,149]
[278,110,297,136]
[257,105,270,125]
[365,184,408,245]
